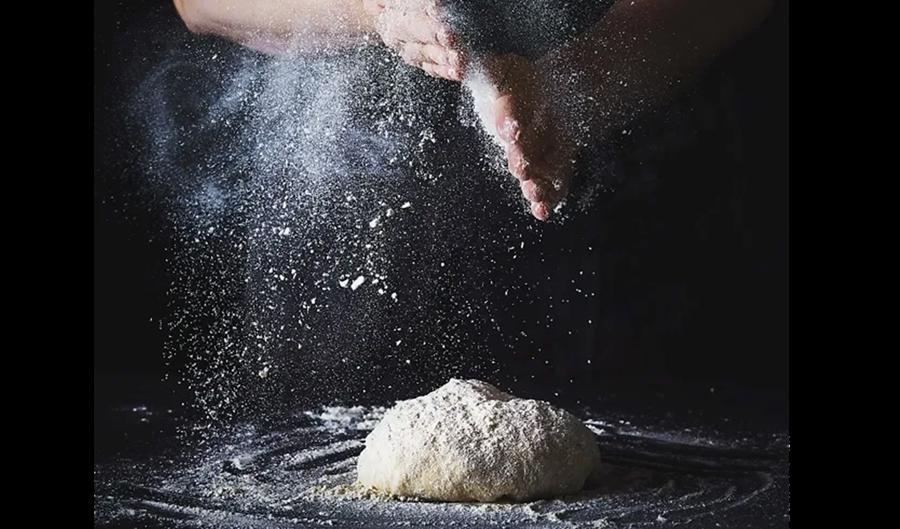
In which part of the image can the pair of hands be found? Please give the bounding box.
[362,0,574,221]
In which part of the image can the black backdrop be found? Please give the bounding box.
[94,1,788,417]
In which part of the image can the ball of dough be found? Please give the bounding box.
[356,379,600,502]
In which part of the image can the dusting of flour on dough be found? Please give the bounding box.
[356,379,601,502]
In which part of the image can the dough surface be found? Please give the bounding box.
[356,378,600,502]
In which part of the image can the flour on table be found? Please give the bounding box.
[356,378,601,502]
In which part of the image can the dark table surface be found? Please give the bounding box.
[94,372,788,529]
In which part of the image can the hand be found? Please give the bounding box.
[366,2,574,220]
[366,0,467,81]
[481,54,576,221]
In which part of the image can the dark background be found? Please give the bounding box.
[94,1,788,422]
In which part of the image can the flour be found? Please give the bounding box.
[463,68,503,147]
[94,399,789,528]
[356,379,601,502]
[132,28,555,430]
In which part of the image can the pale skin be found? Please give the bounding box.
[173,0,773,220]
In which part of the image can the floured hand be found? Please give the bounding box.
[480,54,576,221]
[367,2,575,221]
[365,0,467,81]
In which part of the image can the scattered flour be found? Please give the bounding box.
[303,405,386,432]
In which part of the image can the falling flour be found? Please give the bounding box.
[463,68,503,148]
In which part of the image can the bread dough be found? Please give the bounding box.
[356,379,600,502]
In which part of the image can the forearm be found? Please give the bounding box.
[173,0,376,55]
[549,0,774,133]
